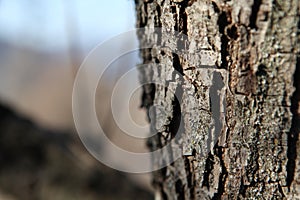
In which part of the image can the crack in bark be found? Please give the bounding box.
[155,4,162,27]
[169,84,183,139]
[287,56,300,188]
[175,179,185,200]
[212,146,228,199]
[202,153,214,190]
[185,158,195,199]
[217,11,231,69]
[141,83,156,110]
[177,0,190,35]
[249,0,262,29]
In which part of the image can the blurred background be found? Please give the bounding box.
[0,0,153,199]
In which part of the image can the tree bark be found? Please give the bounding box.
[135,0,300,199]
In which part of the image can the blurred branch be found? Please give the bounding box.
[61,0,82,77]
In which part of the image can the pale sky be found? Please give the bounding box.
[0,0,136,51]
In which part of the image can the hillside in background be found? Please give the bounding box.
[0,99,153,200]
[0,40,152,199]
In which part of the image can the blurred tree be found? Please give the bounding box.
[135,0,300,199]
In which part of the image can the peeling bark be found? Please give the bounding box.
[135,0,300,199]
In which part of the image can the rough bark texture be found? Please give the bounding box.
[135,0,300,199]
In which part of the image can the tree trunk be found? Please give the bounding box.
[135,0,300,199]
